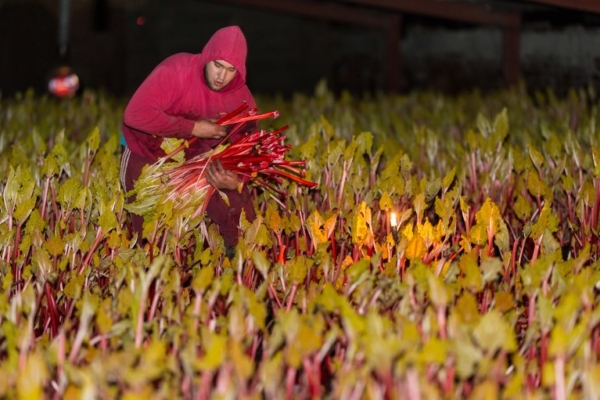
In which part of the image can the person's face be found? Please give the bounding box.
[204,60,237,91]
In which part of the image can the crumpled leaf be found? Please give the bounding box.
[473,309,517,353]
[196,328,227,371]
[86,126,100,155]
[351,201,374,247]
[265,202,283,234]
[160,137,187,163]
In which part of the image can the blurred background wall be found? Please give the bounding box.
[1,0,600,98]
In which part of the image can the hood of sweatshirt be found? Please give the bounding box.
[196,25,248,94]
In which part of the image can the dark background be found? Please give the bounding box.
[2,0,600,99]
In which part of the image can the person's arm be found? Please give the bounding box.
[123,65,195,138]
[207,90,262,189]
[191,119,228,140]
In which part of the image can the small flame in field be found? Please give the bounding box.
[390,212,397,228]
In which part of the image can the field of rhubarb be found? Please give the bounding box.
[2,81,600,399]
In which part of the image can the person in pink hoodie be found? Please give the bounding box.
[120,25,256,254]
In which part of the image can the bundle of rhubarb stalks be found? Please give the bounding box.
[125,104,317,221]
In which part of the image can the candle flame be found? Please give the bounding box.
[390,212,397,228]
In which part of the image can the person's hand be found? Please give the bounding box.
[192,119,227,139]
[206,159,240,190]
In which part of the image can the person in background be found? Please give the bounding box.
[120,25,256,256]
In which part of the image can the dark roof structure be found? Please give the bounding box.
[200,0,600,91]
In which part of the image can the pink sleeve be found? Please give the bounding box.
[123,65,194,139]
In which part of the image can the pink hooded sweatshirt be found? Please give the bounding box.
[122,26,257,161]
